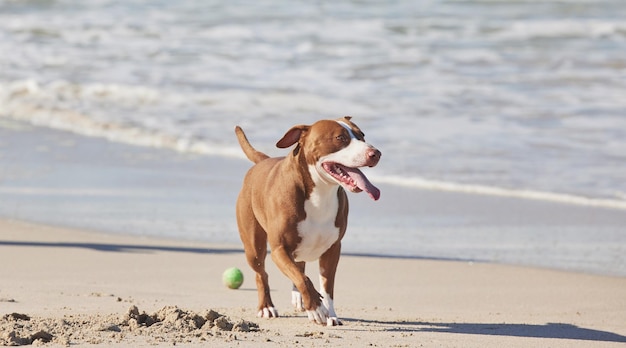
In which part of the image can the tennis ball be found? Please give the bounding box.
[222,267,244,289]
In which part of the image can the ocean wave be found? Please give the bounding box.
[2,79,626,211]
[0,79,246,159]
[491,19,626,41]
[372,175,626,211]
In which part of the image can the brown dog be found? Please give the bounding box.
[235,117,381,326]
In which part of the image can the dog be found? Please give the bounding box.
[234,116,381,326]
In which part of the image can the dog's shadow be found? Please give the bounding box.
[340,318,626,343]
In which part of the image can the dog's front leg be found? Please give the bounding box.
[271,246,329,324]
[291,261,306,312]
[319,241,342,326]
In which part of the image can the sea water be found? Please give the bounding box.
[2,0,626,207]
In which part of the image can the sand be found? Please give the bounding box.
[1,219,625,347]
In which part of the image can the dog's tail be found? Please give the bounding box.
[235,126,270,164]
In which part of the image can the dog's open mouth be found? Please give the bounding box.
[322,162,380,200]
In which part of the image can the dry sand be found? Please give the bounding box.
[1,219,625,347]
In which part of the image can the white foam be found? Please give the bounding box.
[372,175,626,211]
[0,187,157,197]
[0,80,246,159]
[0,78,375,158]
[494,19,626,41]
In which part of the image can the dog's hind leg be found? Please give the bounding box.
[236,197,278,318]
[243,225,278,318]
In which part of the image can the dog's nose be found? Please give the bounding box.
[367,148,381,166]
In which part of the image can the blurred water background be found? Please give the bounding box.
[2,0,626,205]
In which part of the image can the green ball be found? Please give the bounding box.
[222,267,244,289]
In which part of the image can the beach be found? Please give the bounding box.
[2,1,626,346]
[2,219,626,347]
[1,121,626,347]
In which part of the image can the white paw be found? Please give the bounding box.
[257,306,279,318]
[306,304,329,325]
[291,290,304,311]
[320,292,340,326]
[326,316,341,326]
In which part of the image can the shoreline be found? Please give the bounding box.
[4,114,626,211]
[1,218,626,347]
[1,119,626,277]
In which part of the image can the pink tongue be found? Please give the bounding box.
[342,166,381,201]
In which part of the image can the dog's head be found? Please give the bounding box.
[276,116,381,200]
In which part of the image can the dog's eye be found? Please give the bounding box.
[336,134,348,143]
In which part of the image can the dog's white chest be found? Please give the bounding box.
[294,186,340,262]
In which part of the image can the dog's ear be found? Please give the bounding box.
[276,125,309,148]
